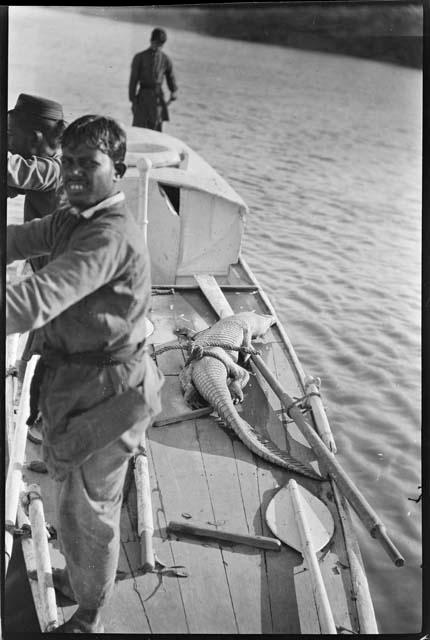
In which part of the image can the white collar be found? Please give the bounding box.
[79,191,125,220]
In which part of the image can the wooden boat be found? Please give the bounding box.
[5,126,402,634]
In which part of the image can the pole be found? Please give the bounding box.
[250,353,404,567]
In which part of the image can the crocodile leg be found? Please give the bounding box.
[227,361,250,404]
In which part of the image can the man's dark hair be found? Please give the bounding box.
[151,28,167,44]
[61,115,127,163]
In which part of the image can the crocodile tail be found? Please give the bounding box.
[228,414,322,481]
[200,380,322,481]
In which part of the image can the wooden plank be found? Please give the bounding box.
[152,375,191,426]
[294,564,321,633]
[319,548,353,633]
[194,415,274,633]
[187,277,314,633]
[120,540,188,634]
[194,274,234,318]
[146,420,238,633]
[103,543,152,634]
[171,290,214,333]
[120,425,190,634]
[331,482,378,633]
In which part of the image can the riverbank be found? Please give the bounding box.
[52,3,422,69]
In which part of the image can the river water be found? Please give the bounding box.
[7,6,422,634]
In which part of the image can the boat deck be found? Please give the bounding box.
[12,277,364,634]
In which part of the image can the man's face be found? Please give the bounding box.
[61,143,120,209]
[8,113,32,156]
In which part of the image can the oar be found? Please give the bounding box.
[136,155,154,339]
[266,480,337,634]
[133,155,156,571]
[134,445,155,572]
[24,484,58,632]
[251,353,404,567]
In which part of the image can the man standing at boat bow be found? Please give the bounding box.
[129,27,178,131]
[6,115,164,633]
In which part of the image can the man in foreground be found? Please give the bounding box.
[6,114,164,633]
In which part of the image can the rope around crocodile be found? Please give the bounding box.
[151,339,259,367]
[151,340,323,417]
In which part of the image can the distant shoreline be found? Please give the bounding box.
[51,4,423,69]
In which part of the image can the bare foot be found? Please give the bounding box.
[53,608,104,633]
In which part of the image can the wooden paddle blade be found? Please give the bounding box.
[265,482,334,553]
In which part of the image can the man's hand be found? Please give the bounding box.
[170,92,177,102]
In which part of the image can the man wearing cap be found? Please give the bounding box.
[128,28,178,131]
[7,94,67,443]
[8,93,67,231]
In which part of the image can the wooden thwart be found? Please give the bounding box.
[194,274,234,319]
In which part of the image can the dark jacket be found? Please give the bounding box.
[129,47,178,129]
[6,194,164,478]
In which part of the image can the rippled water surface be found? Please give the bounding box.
[8,6,422,634]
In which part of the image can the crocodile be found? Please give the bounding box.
[178,312,321,480]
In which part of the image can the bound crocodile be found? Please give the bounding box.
[178,312,321,480]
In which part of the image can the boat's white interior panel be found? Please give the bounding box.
[122,169,245,283]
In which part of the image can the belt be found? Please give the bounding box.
[41,341,147,369]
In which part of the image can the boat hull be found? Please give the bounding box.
[4,127,377,634]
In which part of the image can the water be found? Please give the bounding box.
[7,6,422,634]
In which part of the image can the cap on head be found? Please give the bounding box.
[151,28,167,44]
[9,93,64,122]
